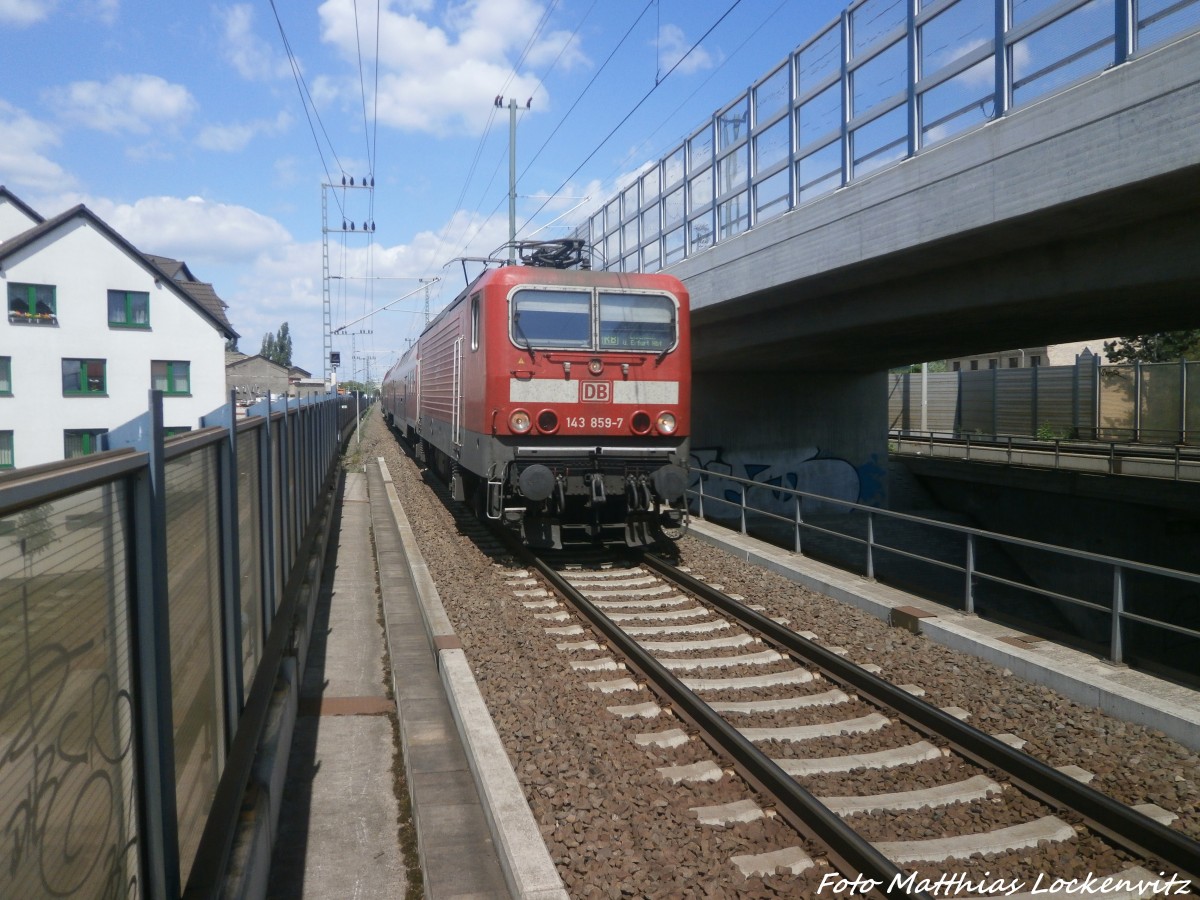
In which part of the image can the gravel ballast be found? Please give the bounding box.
[354,410,1199,897]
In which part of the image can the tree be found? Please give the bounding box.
[224,336,239,352]
[260,322,293,367]
[1103,330,1200,364]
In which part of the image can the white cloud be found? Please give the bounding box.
[0,0,118,24]
[0,101,75,192]
[45,74,196,134]
[656,23,716,77]
[89,195,292,265]
[0,0,55,25]
[197,111,293,152]
[316,0,556,136]
[219,4,293,81]
[85,0,117,24]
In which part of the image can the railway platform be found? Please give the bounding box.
[253,461,567,899]
[244,455,1199,898]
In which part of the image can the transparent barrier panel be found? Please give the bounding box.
[1141,363,1183,443]
[0,485,140,898]
[165,448,225,886]
[1189,362,1200,445]
[1097,365,1135,440]
[238,428,264,693]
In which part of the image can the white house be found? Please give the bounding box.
[1,187,238,469]
[944,340,1113,372]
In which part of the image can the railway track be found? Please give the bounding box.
[502,545,1200,898]
[372,417,1198,896]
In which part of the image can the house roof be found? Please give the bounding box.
[288,365,312,378]
[0,186,45,228]
[143,253,199,284]
[0,202,238,340]
[141,253,233,331]
[226,353,288,375]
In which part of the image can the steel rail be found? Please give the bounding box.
[518,547,934,900]
[643,552,1200,889]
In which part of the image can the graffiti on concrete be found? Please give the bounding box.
[689,445,867,520]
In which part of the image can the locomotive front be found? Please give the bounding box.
[478,265,690,549]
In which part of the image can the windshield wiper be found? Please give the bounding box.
[655,313,676,364]
[513,311,536,360]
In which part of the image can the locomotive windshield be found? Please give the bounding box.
[511,290,591,348]
[598,292,674,352]
[510,288,676,352]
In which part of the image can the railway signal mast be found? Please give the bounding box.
[322,176,376,384]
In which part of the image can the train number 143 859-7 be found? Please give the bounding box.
[567,416,624,430]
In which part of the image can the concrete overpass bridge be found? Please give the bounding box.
[576,0,1200,506]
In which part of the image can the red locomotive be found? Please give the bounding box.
[381,239,690,549]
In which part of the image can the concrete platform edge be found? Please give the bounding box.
[687,518,1200,751]
[375,457,569,900]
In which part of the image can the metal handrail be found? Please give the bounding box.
[687,468,1200,665]
[889,430,1200,481]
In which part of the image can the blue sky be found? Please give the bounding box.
[0,0,849,379]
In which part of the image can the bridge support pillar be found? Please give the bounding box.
[691,370,888,508]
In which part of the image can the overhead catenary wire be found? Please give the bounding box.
[437,0,568,265]
[268,0,347,219]
[594,0,793,196]
[352,0,374,173]
[446,0,647,262]
[518,0,747,238]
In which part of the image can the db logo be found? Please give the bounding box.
[582,381,611,403]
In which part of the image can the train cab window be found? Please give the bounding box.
[511,289,590,349]
[470,293,480,351]
[598,292,675,352]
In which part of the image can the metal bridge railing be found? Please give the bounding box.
[889,429,1200,481]
[0,391,366,899]
[890,359,1200,447]
[574,0,1200,273]
[687,468,1200,669]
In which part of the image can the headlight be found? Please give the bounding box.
[536,409,559,434]
[656,412,677,434]
[631,411,652,435]
[509,409,532,433]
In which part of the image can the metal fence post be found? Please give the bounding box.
[994,0,1011,119]
[839,8,851,187]
[739,483,747,535]
[1032,359,1040,436]
[131,389,181,898]
[866,510,875,580]
[1180,359,1188,446]
[259,397,277,620]
[794,493,803,555]
[1115,0,1133,64]
[1111,564,1125,664]
[696,475,705,519]
[1133,361,1142,442]
[964,532,976,615]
